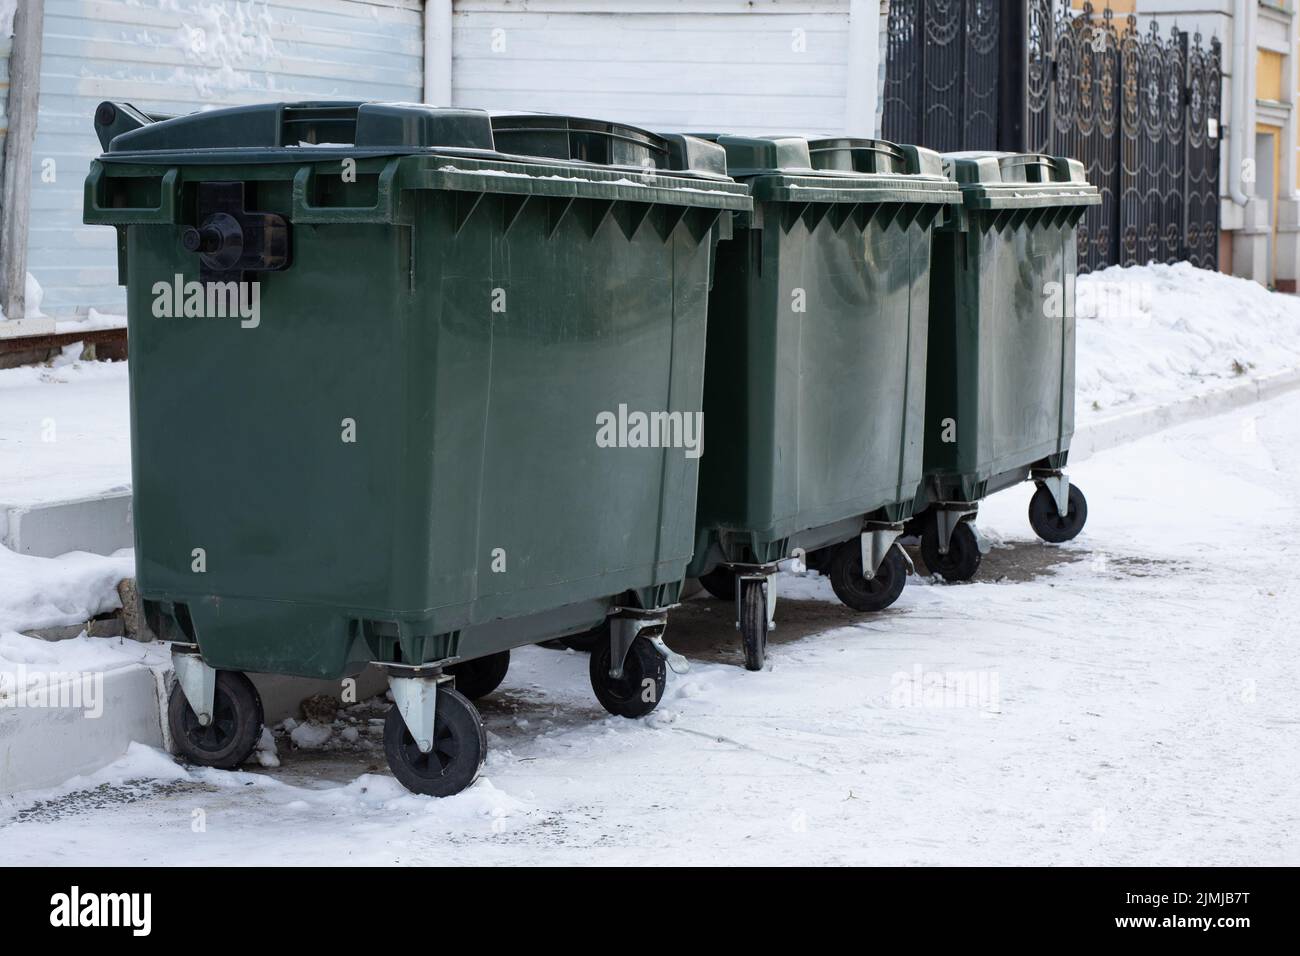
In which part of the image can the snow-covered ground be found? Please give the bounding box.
[2,386,1297,865]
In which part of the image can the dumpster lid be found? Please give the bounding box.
[93,100,738,183]
[940,151,1101,209]
[679,133,959,205]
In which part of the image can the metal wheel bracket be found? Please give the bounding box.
[934,503,979,554]
[608,610,668,680]
[894,540,917,576]
[171,647,217,727]
[1034,470,1071,518]
[644,632,690,675]
[386,669,451,754]
[860,524,905,580]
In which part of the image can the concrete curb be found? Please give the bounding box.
[0,664,167,794]
[1,490,133,558]
[1070,366,1300,464]
[1,663,390,795]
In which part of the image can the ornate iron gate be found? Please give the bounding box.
[883,1,1222,273]
[882,0,1002,151]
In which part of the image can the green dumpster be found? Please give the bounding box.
[914,152,1100,581]
[680,134,959,670]
[84,101,748,795]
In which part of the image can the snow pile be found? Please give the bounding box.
[287,720,333,751]
[0,630,164,679]
[1074,262,1300,418]
[0,274,48,322]
[0,545,134,634]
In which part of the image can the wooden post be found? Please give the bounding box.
[0,0,46,323]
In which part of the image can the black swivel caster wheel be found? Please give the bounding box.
[446,650,510,700]
[698,567,737,601]
[921,517,982,581]
[383,687,486,797]
[590,635,667,718]
[737,577,769,671]
[1028,482,1088,543]
[167,670,263,770]
[829,540,907,612]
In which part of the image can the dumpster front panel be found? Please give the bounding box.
[975,219,1077,478]
[922,153,1098,501]
[420,190,713,626]
[691,135,957,570]
[765,212,932,538]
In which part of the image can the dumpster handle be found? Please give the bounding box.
[1000,154,1058,183]
[84,162,181,224]
[291,157,402,223]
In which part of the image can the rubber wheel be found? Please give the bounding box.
[383,687,486,797]
[828,540,908,612]
[698,567,736,601]
[560,619,606,653]
[168,670,263,770]
[920,517,982,581]
[446,650,510,701]
[590,634,667,718]
[1028,482,1088,543]
[738,578,768,671]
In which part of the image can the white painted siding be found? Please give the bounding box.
[452,0,852,136]
[32,0,424,316]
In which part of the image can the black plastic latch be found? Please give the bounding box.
[183,182,290,283]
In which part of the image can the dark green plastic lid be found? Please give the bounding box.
[92,100,735,182]
[681,133,959,206]
[941,151,1101,209]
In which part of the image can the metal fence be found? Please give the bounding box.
[882,0,1223,273]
